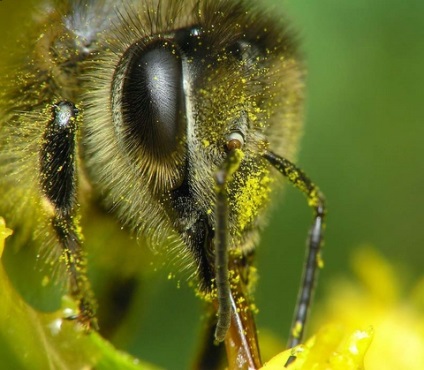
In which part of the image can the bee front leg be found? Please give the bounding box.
[40,101,97,330]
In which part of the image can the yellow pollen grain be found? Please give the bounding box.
[234,169,272,232]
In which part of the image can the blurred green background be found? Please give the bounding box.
[1,0,423,369]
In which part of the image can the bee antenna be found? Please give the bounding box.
[263,150,326,349]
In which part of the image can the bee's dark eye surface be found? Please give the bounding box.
[122,40,184,158]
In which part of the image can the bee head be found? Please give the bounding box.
[84,0,303,268]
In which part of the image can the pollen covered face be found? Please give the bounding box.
[0,1,325,368]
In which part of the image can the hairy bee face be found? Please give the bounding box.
[0,0,324,368]
[83,0,303,259]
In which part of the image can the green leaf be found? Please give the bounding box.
[0,218,161,370]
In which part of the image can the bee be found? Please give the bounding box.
[0,0,325,368]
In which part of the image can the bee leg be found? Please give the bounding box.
[40,101,98,330]
[263,150,326,352]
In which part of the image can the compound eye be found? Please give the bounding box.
[121,40,184,160]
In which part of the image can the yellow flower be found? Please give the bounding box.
[261,325,373,369]
[262,246,424,370]
[313,246,424,370]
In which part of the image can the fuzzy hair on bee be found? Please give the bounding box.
[0,0,325,368]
